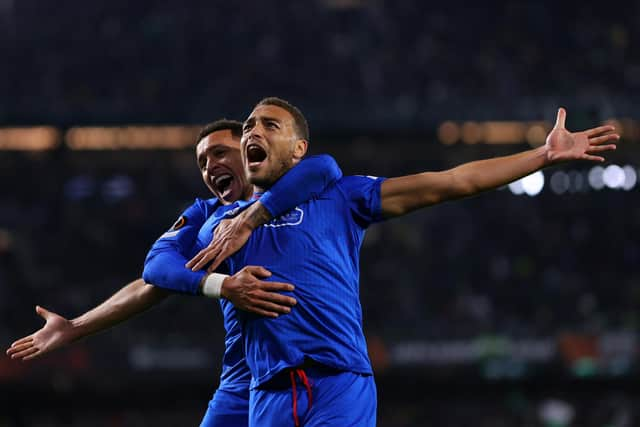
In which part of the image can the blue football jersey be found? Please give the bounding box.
[194,210,253,392]
[143,155,345,394]
[217,175,387,388]
[143,197,252,393]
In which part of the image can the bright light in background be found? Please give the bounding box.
[509,171,545,196]
[525,123,549,146]
[438,121,460,145]
[103,175,135,203]
[522,171,545,196]
[603,165,625,189]
[588,166,605,190]
[0,127,61,150]
[550,171,570,194]
[622,166,637,191]
[461,121,483,144]
[569,170,586,193]
[508,179,524,195]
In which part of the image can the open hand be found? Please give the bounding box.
[6,306,76,361]
[221,266,296,318]
[545,108,619,164]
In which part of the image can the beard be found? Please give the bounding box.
[249,158,293,191]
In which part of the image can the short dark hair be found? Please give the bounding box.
[256,97,309,141]
[196,119,243,144]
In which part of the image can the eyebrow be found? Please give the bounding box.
[244,116,281,126]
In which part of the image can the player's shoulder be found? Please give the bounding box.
[191,197,222,215]
[334,175,386,191]
[213,199,254,219]
[316,175,386,203]
[195,196,221,208]
[339,175,384,184]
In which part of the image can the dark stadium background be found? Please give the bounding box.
[1,1,639,426]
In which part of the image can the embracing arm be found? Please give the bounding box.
[143,200,297,316]
[381,108,618,217]
[258,153,342,218]
[187,154,343,271]
[6,279,168,361]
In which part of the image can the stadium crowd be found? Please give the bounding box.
[1,0,638,127]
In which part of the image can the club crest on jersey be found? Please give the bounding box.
[265,208,304,228]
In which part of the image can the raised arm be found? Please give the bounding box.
[187,154,343,272]
[381,108,619,217]
[6,279,168,361]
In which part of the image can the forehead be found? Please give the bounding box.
[196,129,240,155]
[247,104,294,124]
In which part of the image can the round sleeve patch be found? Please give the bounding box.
[170,216,187,231]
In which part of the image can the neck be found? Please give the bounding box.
[240,186,254,202]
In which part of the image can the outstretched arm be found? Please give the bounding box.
[381,108,619,217]
[6,278,168,361]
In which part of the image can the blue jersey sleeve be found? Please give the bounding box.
[142,199,214,295]
[260,154,342,217]
[338,175,387,228]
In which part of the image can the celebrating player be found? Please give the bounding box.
[155,97,617,427]
[7,119,343,427]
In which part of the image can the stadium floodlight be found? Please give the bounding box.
[550,171,570,194]
[508,171,545,196]
[588,166,605,190]
[508,179,525,195]
[603,165,625,189]
[622,165,637,191]
[522,171,545,196]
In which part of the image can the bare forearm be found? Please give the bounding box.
[382,146,549,216]
[69,279,169,340]
[240,201,272,229]
[446,145,548,196]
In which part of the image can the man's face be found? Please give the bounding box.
[241,104,307,191]
[195,129,249,204]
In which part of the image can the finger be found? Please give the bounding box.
[258,292,297,307]
[17,347,41,361]
[6,343,28,356]
[587,144,617,153]
[554,108,566,129]
[589,133,619,145]
[251,296,293,315]
[186,248,208,269]
[192,247,222,271]
[244,266,272,279]
[11,346,38,359]
[186,253,203,269]
[585,125,615,137]
[35,305,52,320]
[7,342,35,356]
[9,336,33,349]
[581,154,606,162]
[259,280,295,293]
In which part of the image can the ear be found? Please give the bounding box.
[292,139,308,160]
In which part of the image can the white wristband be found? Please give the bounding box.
[202,273,228,299]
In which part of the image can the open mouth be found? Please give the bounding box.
[246,144,267,165]
[213,174,234,196]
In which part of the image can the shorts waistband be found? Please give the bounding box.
[258,358,343,390]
